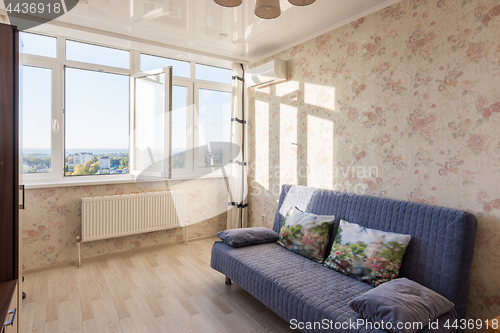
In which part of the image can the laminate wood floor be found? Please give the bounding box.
[22,237,295,333]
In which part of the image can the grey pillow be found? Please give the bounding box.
[348,278,455,333]
[218,227,279,248]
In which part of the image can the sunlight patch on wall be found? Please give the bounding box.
[280,104,297,185]
[307,114,334,189]
[255,85,270,94]
[304,83,335,110]
[255,100,269,190]
[276,80,299,97]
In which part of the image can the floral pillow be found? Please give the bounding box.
[277,207,335,263]
[324,220,411,286]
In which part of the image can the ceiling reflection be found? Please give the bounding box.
[51,0,397,61]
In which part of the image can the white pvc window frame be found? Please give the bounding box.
[21,32,233,187]
[130,67,173,179]
[21,58,62,183]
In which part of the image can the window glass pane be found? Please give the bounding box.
[65,68,129,176]
[198,88,231,168]
[140,54,189,78]
[22,66,52,174]
[134,73,166,173]
[195,64,232,85]
[172,86,187,169]
[66,41,130,69]
[20,33,56,58]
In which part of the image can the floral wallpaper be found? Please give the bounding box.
[23,178,228,271]
[247,0,500,324]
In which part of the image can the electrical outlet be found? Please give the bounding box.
[261,214,266,224]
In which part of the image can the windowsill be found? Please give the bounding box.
[24,173,228,189]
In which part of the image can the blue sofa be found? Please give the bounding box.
[210,185,478,332]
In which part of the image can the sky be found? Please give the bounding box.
[22,66,52,150]
[66,41,129,69]
[65,67,130,150]
[198,88,232,146]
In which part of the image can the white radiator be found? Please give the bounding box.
[81,191,185,243]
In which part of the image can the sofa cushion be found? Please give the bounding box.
[217,227,279,248]
[210,241,457,333]
[277,207,335,262]
[324,220,411,286]
[348,278,455,333]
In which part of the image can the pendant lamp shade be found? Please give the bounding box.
[288,0,316,5]
[255,0,281,19]
[214,0,242,7]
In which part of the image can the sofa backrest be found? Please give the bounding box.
[273,184,477,321]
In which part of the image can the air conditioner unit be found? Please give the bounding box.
[245,59,287,88]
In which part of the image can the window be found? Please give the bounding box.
[64,68,130,176]
[140,54,190,78]
[195,64,232,84]
[66,40,130,69]
[22,66,52,174]
[196,86,232,168]
[21,34,233,185]
[132,55,232,178]
[20,33,56,58]
[134,72,167,174]
[172,85,188,169]
[131,69,192,177]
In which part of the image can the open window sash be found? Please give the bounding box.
[130,67,173,179]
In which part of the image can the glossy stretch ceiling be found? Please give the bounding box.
[52,0,399,62]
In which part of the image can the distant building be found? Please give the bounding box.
[99,156,110,169]
[74,152,93,165]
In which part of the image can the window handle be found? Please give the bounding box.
[19,185,25,209]
[54,119,59,131]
